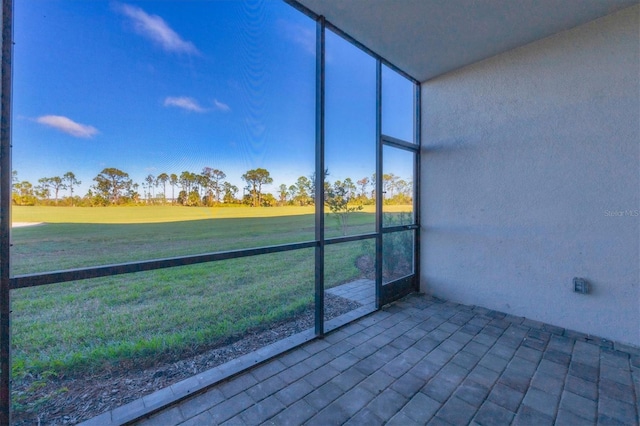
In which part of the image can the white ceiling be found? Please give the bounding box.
[295,0,639,82]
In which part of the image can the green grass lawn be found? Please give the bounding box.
[12,206,384,274]
[12,205,319,224]
[12,250,321,377]
[9,203,411,411]
[9,205,395,382]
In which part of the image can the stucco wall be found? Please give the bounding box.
[420,6,640,346]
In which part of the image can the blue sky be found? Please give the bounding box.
[13,0,414,198]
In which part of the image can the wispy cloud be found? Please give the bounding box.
[163,96,206,113]
[213,99,231,112]
[116,3,199,55]
[36,115,98,138]
[278,20,315,55]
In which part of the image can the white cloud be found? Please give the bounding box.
[213,99,231,112]
[163,96,206,113]
[36,115,98,138]
[117,3,199,55]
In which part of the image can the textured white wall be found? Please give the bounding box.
[420,6,640,346]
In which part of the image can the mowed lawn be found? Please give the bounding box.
[9,206,411,382]
[11,205,382,274]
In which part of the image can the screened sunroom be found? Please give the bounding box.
[0,0,638,424]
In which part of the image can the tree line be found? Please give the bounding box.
[11,167,412,208]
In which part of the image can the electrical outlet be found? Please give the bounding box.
[573,277,590,294]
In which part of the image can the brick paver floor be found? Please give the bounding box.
[92,293,640,425]
[326,279,375,311]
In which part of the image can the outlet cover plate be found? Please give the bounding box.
[573,277,590,294]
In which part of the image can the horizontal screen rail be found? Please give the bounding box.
[10,240,318,290]
[382,224,419,233]
[324,232,377,245]
[382,135,419,152]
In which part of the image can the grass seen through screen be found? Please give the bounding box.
[12,250,319,376]
[9,206,405,377]
[10,205,411,417]
[12,206,317,275]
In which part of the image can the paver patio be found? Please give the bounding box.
[84,293,640,425]
[326,279,375,311]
